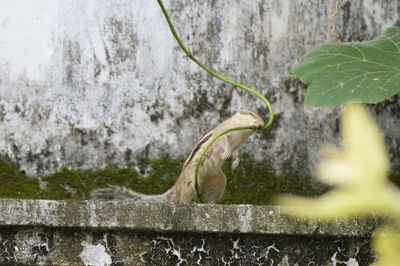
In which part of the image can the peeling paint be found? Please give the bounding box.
[79,242,112,266]
[0,199,376,265]
[238,206,252,232]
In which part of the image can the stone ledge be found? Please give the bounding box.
[0,199,378,265]
[0,199,377,236]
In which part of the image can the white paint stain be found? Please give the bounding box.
[191,238,209,265]
[331,250,359,266]
[79,242,112,266]
[238,207,252,232]
[155,236,188,266]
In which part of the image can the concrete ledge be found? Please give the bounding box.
[0,199,377,265]
[0,199,377,236]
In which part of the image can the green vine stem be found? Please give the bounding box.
[156,0,274,203]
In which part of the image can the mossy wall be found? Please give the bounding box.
[2,154,399,205]
[0,0,399,178]
[0,154,326,205]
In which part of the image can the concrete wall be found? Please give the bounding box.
[0,0,399,176]
[0,199,377,265]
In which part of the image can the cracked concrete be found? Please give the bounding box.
[0,199,377,265]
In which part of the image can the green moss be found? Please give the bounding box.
[219,154,323,205]
[2,154,398,205]
[0,154,181,201]
[36,154,183,200]
[0,156,42,199]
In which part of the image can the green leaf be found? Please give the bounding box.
[291,27,400,107]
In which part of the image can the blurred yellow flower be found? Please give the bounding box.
[278,104,400,220]
[371,227,400,266]
[317,103,388,187]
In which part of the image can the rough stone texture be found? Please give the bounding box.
[0,199,377,265]
[0,0,399,176]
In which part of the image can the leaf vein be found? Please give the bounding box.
[384,35,400,53]
[324,52,400,72]
[379,72,400,89]
[319,73,368,96]
[348,44,366,60]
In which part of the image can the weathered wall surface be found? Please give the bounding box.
[0,199,377,265]
[0,0,399,176]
